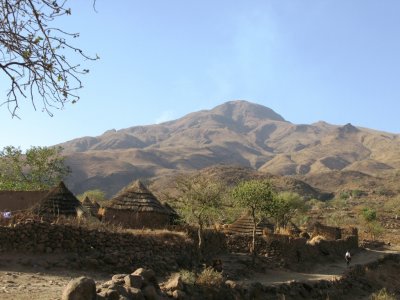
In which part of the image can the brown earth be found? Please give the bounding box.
[1,247,398,299]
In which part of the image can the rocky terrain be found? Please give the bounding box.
[59,100,400,197]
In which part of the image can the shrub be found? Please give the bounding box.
[370,288,396,300]
[196,267,224,287]
[360,208,377,223]
[178,269,196,285]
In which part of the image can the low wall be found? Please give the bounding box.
[0,220,200,274]
[226,233,358,265]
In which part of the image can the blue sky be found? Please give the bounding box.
[1,0,400,150]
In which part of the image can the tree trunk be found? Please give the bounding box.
[251,209,256,265]
[198,223,203,260]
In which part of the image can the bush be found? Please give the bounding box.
[179,269,196,285]
[370,288,396,300]
[196,267,224,287]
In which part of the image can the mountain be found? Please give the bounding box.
[60,100,400,196]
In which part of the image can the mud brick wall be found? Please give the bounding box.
[0,221,202,274]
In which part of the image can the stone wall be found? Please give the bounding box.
[226,232,358,266]
[0,220,203,274]
[312,222,342,240]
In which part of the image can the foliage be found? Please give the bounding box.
[172,174,225,252]
[360,207,377,223]
[231,180,274,258]
[339,191,350,200]
[0,0,98,116]
[359,207,383,240]
[231,180,275,224]
[271,192,307,229]
[0,145,70,190]
[196,267,224,287]
[178,269,196,286]
[370,288,396,300]
[77,189,106,203]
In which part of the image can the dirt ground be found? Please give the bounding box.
[0,254,109,300]
[0,247,399,299]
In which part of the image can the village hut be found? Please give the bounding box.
[31,181,84,218]
[224,213,274,235]
[81,196,100,217]
[100,180,172,228]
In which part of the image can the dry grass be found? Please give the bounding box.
[307,235,326,245]
[196,267,224,287]
[370,288,396,300]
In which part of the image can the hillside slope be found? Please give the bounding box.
[60,100,400,196]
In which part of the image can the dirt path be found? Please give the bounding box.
[0,248,398,299]
[238,248,400,286]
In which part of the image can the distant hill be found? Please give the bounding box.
[60,100,400,196]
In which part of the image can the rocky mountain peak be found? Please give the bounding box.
[210,100,286,123]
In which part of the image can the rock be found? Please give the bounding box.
[124,274,143,289]
[62,276,96,300]
[132,268,156,283]
[142,285,158,300]
[172,289,187,300]
[112,274,128,285]
[164,274,183,291]
[105,289,120,300]
[225,280,239,289]
[125,287,145,300]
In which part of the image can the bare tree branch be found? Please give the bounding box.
[0,0,98,117]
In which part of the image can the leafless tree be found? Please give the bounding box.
[0,0,98,117]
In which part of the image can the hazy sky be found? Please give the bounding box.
[1,1,400,150]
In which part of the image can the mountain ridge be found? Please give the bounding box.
[60,100,400,196]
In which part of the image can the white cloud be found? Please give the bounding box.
[155,110,176,124]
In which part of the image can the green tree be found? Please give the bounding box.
[0,0,98,117]
[231,180,274,260]
[77,189,106,203]
[173,174,225,257]
[0,145,70,190]
[272,192,306,229]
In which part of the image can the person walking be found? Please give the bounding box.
[345,250,351,267]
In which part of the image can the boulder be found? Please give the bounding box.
[124,274,143,289]
[164,274,183,291]
[62,276,96,300]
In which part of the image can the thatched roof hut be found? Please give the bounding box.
[100,180,172,228]
[31,181,83,218]
[81,196,100,216]
[224,213,274,235]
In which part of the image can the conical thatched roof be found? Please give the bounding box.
[224,213,274,235]
[81,196,99,216]
[105,180,169,214]
[32,181,82,217]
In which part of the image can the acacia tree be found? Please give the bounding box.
[173,174,225,258]
[271,192,306,230]
[0,0,98,117]
[232,180,275,261]
[0,145,70,190]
